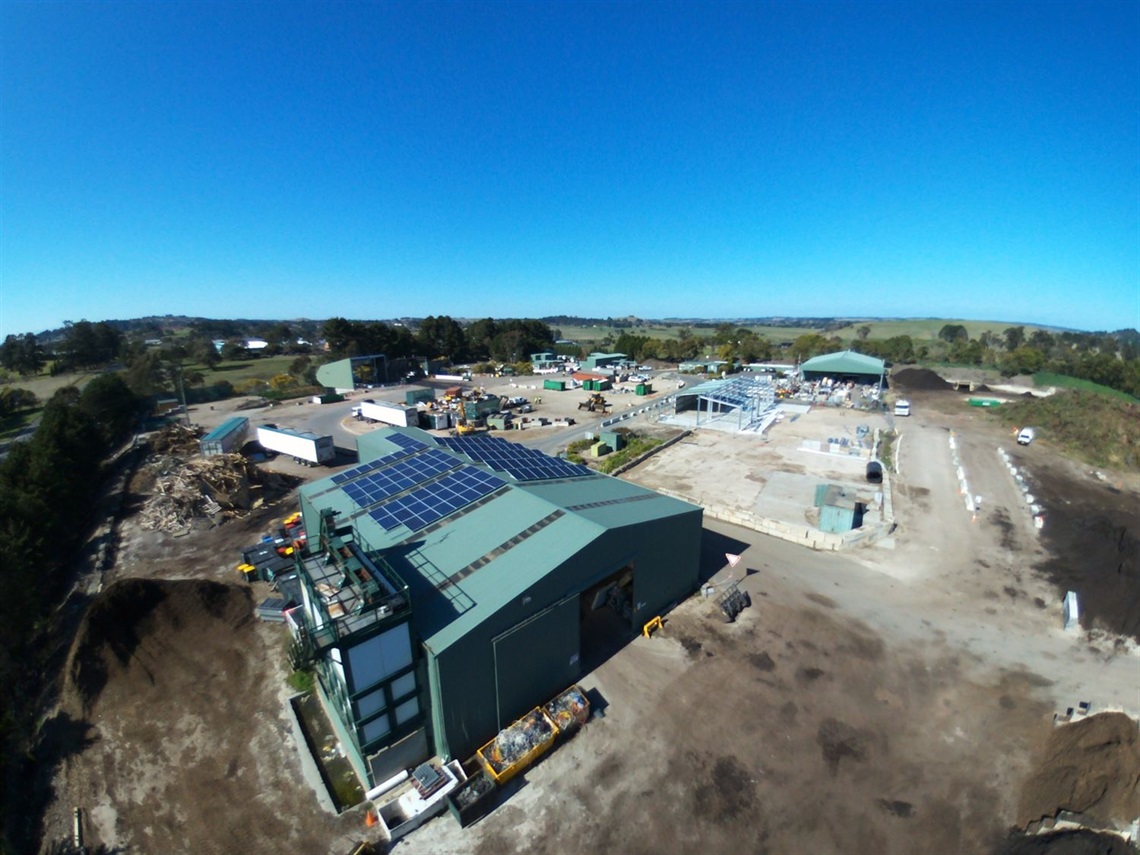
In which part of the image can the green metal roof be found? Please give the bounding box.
[799,350,885,376]
[299,426,700,654]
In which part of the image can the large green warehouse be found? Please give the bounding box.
[292,426,702,786]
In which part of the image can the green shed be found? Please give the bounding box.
[293,426,703,780]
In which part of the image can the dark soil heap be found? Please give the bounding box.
[1029,465,1140,642]
[890,368,952,392]
[66,578,254,714]
[1017,712,1140,828]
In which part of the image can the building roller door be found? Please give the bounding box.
[492,597,580,729]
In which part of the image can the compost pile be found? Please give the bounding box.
[1017,712,1140,828]
[891,368,952,392]
[484,709,555,774]
[1029,463,1140,641]
[65,578,254,714]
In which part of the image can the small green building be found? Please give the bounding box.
[815,483,863,533]
[581,352,626,371]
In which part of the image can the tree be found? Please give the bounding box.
[856,325,872,341]
[0,334,44,376]
[416,316,466,361]
[1003,326,1026,352]
[78,374,139,444]
[790,333,831,362]
[937,324,969,344]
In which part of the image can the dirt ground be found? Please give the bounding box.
[33,367,1140,854]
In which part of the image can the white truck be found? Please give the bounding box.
[893,399,911,417]
[352,399,418,427]
[256,425,335,466]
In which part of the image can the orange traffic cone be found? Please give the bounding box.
[365,808,377,827]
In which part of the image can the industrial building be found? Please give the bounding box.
[290,427,702,788]
[799,350,886,386]
[673,375,778,431]
[580,352,626,371]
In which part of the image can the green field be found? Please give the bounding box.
[555,318,1051,348]
[830,319,1054,342]
[191,354,299,386]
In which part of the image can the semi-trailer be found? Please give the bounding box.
[351,399,418,427]
[256,424,335,466]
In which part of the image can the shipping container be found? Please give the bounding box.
[200,416,250,456]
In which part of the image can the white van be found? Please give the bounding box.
[1017,427,1036,445]
[893,399,911,417]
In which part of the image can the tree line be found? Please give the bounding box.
[320,316,559,365]
[0,375,142,851]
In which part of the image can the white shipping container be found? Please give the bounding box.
[256,425,335,465]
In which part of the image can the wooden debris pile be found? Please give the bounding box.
[149,423,203,456]
[139,453,253,533]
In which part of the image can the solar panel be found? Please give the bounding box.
[367,467,507,532]
[436,435,590,482]
[342,449,462,509]
[388,433,429,452]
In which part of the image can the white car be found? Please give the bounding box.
[1017,427,1036,445]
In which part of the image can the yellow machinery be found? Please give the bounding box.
[578,394,611,413]
[453,419,486,436]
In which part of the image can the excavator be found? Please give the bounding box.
[578,394,612,414]
[452,418,487,436]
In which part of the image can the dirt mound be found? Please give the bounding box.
[891,368,952,392]
[1029,462,1140,641]
[66,578,253,713]
[997,829,1137,855]
[1017,712,1140,828]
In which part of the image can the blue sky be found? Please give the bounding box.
[2,0,1137,337]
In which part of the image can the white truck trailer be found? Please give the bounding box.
[256,425,335,466]
[352,399,418,427]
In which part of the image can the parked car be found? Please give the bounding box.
[1017,427,1036,445]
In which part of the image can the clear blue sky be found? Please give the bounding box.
[2,0,1137,337]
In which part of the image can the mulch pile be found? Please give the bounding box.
[1017,712,1140,828]
[65,578,254,714]
[891,368,952,392]
[1029,464,1140,641]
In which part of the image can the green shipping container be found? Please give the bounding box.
[543,379,566,391]
[968,398,1002,408]
[406,388,435,405]
[635,383,652,395]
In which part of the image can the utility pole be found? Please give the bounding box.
[175,363,190,425]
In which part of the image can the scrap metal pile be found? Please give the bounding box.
[137,425,292,534]
[482,709,556,775]
[543,685,590,733]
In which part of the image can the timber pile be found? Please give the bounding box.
[138,453,291,533]
[149,423,203,455]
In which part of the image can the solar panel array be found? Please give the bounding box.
[331,433,430,485]
[387,433,429,452]
[341,449,460,508]
[436,436,591,482]
[368,468,506,532]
